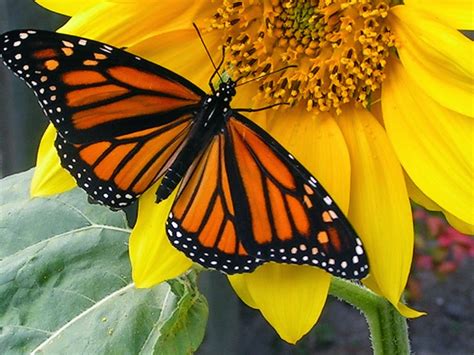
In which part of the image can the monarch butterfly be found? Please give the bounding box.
[1,29,369,278]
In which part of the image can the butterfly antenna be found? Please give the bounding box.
[193,23,223,87]
[236,65,297,87]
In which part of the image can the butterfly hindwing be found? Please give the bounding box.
[225,114,369,278]
[0,30,205,143]
[166,112,368,278]
[55,114,194,207]
[167,133,265,273]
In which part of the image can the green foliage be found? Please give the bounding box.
[0,170,208,354]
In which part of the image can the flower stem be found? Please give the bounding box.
[329,278,410,355]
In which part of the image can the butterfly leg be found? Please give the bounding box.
[234,102,290,113]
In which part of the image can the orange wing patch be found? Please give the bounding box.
[93,143,137,180]
[44,59,59,71]
[327,227,342,252]
[61,111,193,204]
[108,66,202,102]
[66,84,129,107]
[217,221,237,254]
[230,123,272,244]
[79,142,111,165]
[33,48,57,59]
[94,53,107,60]
[62,70,108,86]
[61,47,73,56]
[231,119,296,190]
[175,137,220,232]
[229,118,313,246]
[198,195,225,247]
[286,195,311,237]
[112,120,191,192]
[267,179,292,241]
[71,95,192,130]
[167,133,261,273]
[83,59,99,66]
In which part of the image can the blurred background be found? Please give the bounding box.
[1,1,473,354]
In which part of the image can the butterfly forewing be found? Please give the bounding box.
[1,30,206,207]
[0,30,204,143]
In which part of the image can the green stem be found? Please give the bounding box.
[329,278,410,355]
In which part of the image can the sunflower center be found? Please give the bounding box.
[207,0,396,113]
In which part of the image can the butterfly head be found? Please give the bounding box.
[217,79,236,99]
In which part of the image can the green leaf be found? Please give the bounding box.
[0,170,208,354]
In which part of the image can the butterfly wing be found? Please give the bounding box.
[226,114,369,278]
[56,114,194,207]
[0,30,205,143]
[168,113,369,278]
[1,30,206,207]
[167,132,265,273]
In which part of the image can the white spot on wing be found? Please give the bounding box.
[62,40,74,48]
[323,196,332,205]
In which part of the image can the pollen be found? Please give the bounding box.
[207,0,395,113]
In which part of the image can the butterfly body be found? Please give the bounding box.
[1,29,369,278]
[156,82,236,202]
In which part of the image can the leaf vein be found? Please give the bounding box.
[30,283,135,354]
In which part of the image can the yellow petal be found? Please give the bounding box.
[337,106,415,314]
[130,185,193,288]
[406,173,474,235]
[404,0,474,30]
[31,124,76,197]
[382,58,474,226]
[57,1,213,48]
[229,263,330,344]
[444,211,474,235]
[266,108,351,212]
[363,276,425,318]
[129,29,222,91]
[389,5,474,117]
[36,0,99,16]
[405,173,441,212]
[231,82,268,128]
[397,302,426,318]
[369,90,384,126]
[227,274,258,309]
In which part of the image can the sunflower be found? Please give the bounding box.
[31,0,472,343]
